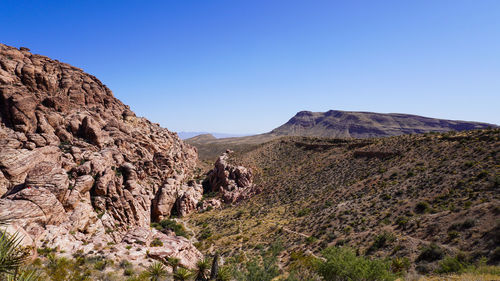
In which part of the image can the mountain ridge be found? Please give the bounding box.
[271,110,497,138]
[187,109,497,160]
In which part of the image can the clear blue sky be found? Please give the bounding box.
[1,0,499,134]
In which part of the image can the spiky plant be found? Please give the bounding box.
[0,218,39,281]
[166,257,181,272]
[194,258,210,281]
[4,269,40,281]
[215,266,232,281]
[173,267,193,281]
[145,262,168,281]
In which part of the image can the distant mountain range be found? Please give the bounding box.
[186,110,497,160]
[177,131,250,139]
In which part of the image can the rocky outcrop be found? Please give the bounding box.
[0,44,202,268]
[204,151,259,203]
[152,179,203,220]
[197,198,222,212]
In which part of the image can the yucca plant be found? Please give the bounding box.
[145,262,168,281]
[173,267,192,281]
[215,266,232,281]
[194,258,210,281]
[166,257,181,272]
[0,218,39,281]
[4,269,39,281]
[0,231,28,275]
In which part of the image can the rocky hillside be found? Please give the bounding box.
[189,129,500,274]
[272,110,497,138]
[0,44,204,268]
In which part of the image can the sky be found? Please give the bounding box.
[1,0,499,134]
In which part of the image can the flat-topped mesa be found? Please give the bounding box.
[0,44,202,268]
[271,110,497,138]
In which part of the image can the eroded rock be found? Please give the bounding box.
[204,151,260,203]
[0,44,202,267]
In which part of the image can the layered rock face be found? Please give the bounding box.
[204,151,259,204]
[0,44,202,267]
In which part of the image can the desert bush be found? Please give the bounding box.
[199,228,212,240]
[93,260,107,271]
[415,202,430,214]
[150,238,163,247]
[447,231,460,241]
[449,218,476,231]
[123,267,135,276]
[436,255,468,274]
[390,257,410,273]
[296,208,311,217]
[367,232,395,254]
[317,247,397,281]
[417,243,444,262]
[305,236,317,244]
[151,219,188,238]
[232,242,282,281]
[395,216,409,228]
[216,265,232,281]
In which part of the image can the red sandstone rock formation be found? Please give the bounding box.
[0,44,202,268]
[204,151,260,204]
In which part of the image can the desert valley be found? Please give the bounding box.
[0,44,499,281]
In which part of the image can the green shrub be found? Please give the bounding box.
[216,266,233,281]
[233,246,281,281]
[305,236,317,244]
[415,202,430,214]
[367,232,395,254]
[449,218,476,231]
[150,238,163,247]
[391,257,410,273]
[124,267,135,276]
[395,216,409,228]
[93,260,107,271]
[436,255,468,274]
[151,219,189,238]
[38,247,57,257]
[318,247,397,281]
[199,228,212,240]
[296,208,311,217]
[417,243,444,262]
[381,193,392,201]
[120,259,132,268]
[447,231,460,241]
